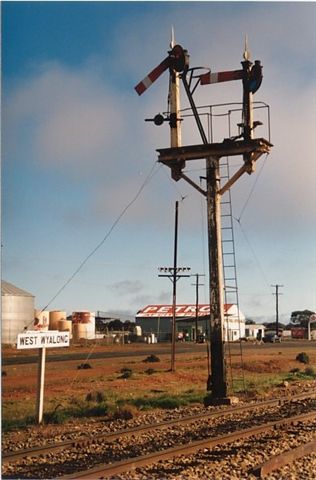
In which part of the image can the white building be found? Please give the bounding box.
[135,304,245,342]
[244,323,266,341]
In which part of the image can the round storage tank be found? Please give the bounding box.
[73,323,87,341]
[58,319,72,334]
[49,311,66,330]
[2,281,35,344]
[34,310,49,331]
[72,311,90,324]
[72,311,95,340]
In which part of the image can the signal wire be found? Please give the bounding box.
[21,160,160,333]
[233,217,270,289]
[41,160,160,311]
[236,153,268,223]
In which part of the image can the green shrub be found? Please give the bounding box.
[143,354,160,363]
[77,363,92,369]
[304,366,316,378]
[296,352,310,364]
[111,405,135,420]
[289,367,301,373]
[120,368,133,379]
[44,410,69,425]
[145,368,156,375]
[85,391,105,403]
[84,404,108,417]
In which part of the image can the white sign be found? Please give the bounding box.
[136,304,232,318]
[17,331,70,349]
[310,314,316,323]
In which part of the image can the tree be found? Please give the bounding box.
[108,319,124,331]
[290,310,315,328]
[245,318,256,325]
[123,320,135,332]
[264,322,286,331]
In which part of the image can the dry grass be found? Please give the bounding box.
[2,342,316,429]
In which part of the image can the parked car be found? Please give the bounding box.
[263,333,281,343]
[197,333,206,343]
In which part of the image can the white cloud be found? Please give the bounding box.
[5,62,125,173]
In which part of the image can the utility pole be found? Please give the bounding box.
[271,284,284,337]
[158,201,191,372]
[191,273,205,342]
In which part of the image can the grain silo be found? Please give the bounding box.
[1,280,35,344]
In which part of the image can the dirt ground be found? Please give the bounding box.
[2,341,316,406]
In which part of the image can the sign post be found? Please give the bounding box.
[36,347,46,423]
[17,331,70,424]
[308,314,316,341]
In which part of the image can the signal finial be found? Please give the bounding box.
[243,34,251,61]
[170,25,175,48]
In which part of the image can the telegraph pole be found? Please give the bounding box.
[158,202,191,371]
[271,284,283,337]
[191,273,205,341]
[206,156,226,395]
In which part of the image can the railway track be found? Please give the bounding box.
[61,412,316,479]
[2,391,316,479]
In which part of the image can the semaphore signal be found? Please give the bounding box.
[135,33,273,403]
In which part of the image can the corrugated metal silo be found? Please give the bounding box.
[1,281,35,344]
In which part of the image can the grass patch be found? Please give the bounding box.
[85,391,106,403]
[2,414,36,431]
[285,366,316,381]
[122,390,205,410]
[228,374,287,397]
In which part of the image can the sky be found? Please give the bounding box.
[2,1,316,324]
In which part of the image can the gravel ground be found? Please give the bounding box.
[114,423,316,480]
[2,394,316,479]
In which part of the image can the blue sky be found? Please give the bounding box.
[2,1,316,323]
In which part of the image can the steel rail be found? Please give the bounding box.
[252,437,316,478]
[61,411,316,479]
[3,390,315,465]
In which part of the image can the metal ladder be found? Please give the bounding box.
[220,156,246,394]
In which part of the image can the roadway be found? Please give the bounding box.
[2,340,313,366]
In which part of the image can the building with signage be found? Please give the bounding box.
[135,304,245,342]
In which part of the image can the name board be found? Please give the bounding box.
[17,331,70,349]
[310,314,316,323]
[136,304,212,318]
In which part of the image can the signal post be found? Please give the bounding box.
[135,39,273,402]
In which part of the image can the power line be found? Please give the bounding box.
[234,217,270,288]
[39,160,160,313]
[237,153,268,222]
